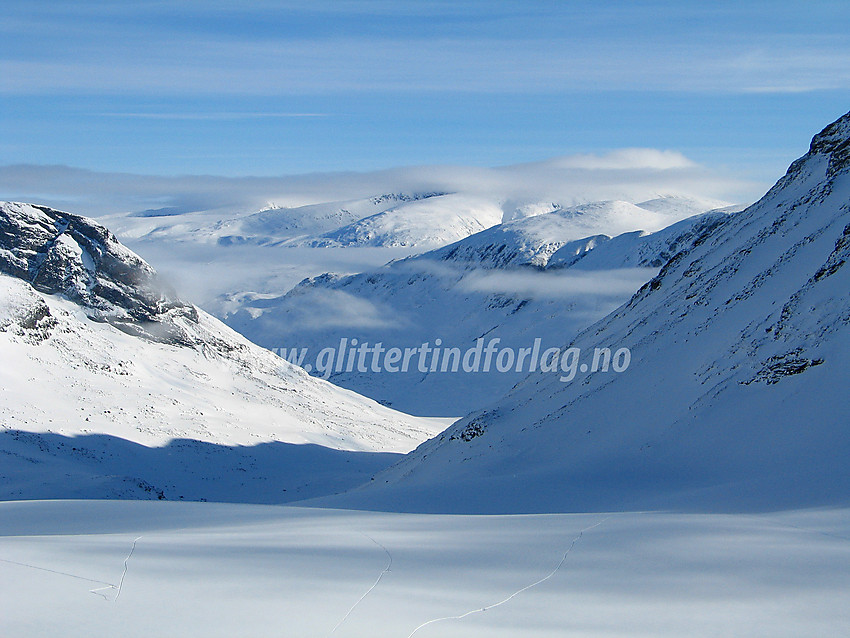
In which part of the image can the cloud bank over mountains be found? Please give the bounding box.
[0,149,758,218]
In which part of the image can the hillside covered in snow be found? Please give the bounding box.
[325,110,850,514]
[0,203,445,502]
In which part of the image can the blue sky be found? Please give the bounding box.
[2,0,850,191]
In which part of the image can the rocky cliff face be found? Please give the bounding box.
[0,202,197,342]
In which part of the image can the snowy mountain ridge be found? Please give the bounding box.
[108,187,730,254]
[298,193,505,249]
[429,200,737,270]
[216,191,452,247]
[325,109,850,513]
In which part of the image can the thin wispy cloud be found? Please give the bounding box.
[99,112,329,120]
[4,37,850,96]
[458,268,659,300]
[3,1,850,97]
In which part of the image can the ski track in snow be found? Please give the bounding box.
[404,517,608,638]
[329,533,393,635]
[745,515,850,547]
[0,535,142,602]
[113,536,142,601]
[0,556,115,589]
[89,535,142,601]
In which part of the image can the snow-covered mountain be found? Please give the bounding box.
[116,190,727,253]
[202,191,452,247]
[0,202,445,502]
[106,191,502,251]
[63,158,738,329]
[429,199,737,270]
[226,205,736,415]
[547,209,736,270]
[326,110,850,514]
[299,193,504,249]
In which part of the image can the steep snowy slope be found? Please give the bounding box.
[0,203,444,501]
[548,209,733,270]
[226,208,733,415]
[329,110,850,514]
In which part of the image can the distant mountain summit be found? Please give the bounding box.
[298,193,504,248]
[332,110,850,514]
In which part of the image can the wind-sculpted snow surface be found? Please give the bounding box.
[327,110,850,514]
[1,501,849,637]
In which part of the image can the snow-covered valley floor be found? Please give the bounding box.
[1,500,848,637]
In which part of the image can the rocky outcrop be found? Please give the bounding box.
[0,202,197,343]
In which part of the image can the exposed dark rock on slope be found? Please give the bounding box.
[1,202,196,342]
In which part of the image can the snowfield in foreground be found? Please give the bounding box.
[0,501,848,638]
